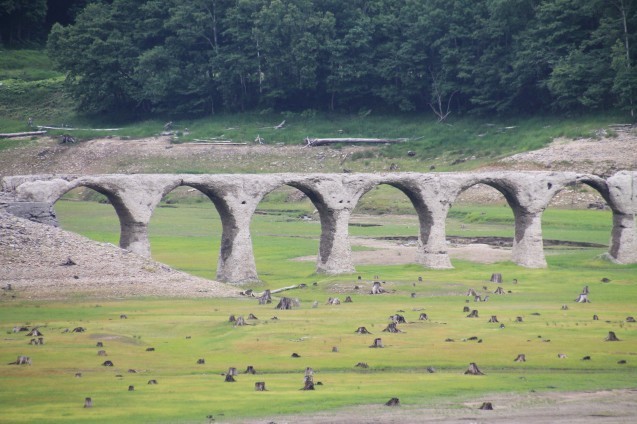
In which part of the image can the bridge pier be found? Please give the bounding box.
[511,209,546,268]
[316,208,355,274]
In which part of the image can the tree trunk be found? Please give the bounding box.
[370,338,384,348]
[464,362,485,375]
[301,376,314,390]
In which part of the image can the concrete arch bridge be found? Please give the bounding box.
[2,171,636,284]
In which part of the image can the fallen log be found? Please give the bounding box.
[36,126,121,131]
[0,131,47,138]
[304,137,407,147]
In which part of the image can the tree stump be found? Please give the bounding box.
[228,314,236,322]
[490,273,503,283]
[248,313,258,320]
[312,301,319,308]
[464,363,485,375]
[255,382,267,391]
[258,290,272,305]
[276,297,294,310]
[575,294,590,303]
[305,367,314,377]
[466,310,479,318]
[488,315,499,323]
[479,402,493,410]
[327,297,341,305]
[618,360,627,364]
[370,338,384,348]
[245,365,256,374]
[582,285,589,294]
[128,369,137,373]
[227,367,238,376]
[419,313,429,320]
[72,327,86,333]
[427,366,436,373]
[494,287,505,295]
[332,346,339,352]
[75,372,82,378]
[355,326,371,334]
[463,306,470,313]
[291,353,301,358]
[26,328,43,337]
[605,331,620,341]
[84,397,92,408]
[383,322,402,333]
[582,356,591,360]
[474,295,482,302]
[390,314,406,323]
[355,362,369,368]
[224,374,236,382]
[120,314,128,319]
[514,354,526,362]
[301,377,314,390]
[593,314,599,321]
[148,379,158,384]
[344,296,353,303]
[515,316,523,323]
[13,355,31,365]
[626,316,636,322]
[128,385,134,391]
[385,397,400,407]
[411,292,417,298]
[96,342,104,347]
[102,360,113,367]
[561,305,569,310]
[97,350,107,356]
[558,353,567,359]
[146,347,155,352]
[358,275,362,280]
[234,316,246,326]
[418,276,423,282]
[197,358,205,364]
[370,282,385,294]
[467,288,478,297]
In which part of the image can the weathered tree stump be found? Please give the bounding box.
[102,360,114,367]
[419,313,429,320]
[514,354,526,362]
[97,350,107,356]
[355,326,371,334]
[605,331,620,341]
[72,327,86,333]
[467,288,478,297]
[593,314,599,321]
[255,382,267,391]
[326,297,341,305]
[490,273,503,283]
[558,353,567,359]
[128,385,134,391]
[370,282,385,294]
[75,372,82,378]
[344,296,353,303]
[305,367,314,377]
[120,314,128,319]
[582,356,591,360]
[575,294,590,303]
[582,285,589,294]
[224,374,236,382]
[494,287,505,295]
[474,295,482,302]
[355,362,369,368]
[146,347,155,352]
[276,297,295,310]
[291,353,301,358]
[618,359,627,364]
[626,316,636,322]
[385,397,400,406]
[515,316,524,322]
[128,369,137,373]
[479,402,493,410]
[245,365,256,374]
[228,314,236,323]
[427,366,436,373]
[312,301,319,308]
[258,290,272,305]
[234,316,246,326]
[13,355,31,365]
[463,306,470,313]
[332,346,339,352]
[383,322,402,333]
[248,313,258,320]
[227,367,238,376]
[96,342,103,348]
[464,362,485,375]
[418,276,423,282]
[466,310,479,318]
[148,379,158,384]
[411,292,417,298]
[13,326,29,333]
[84,397,93,408]
[488,315,499,323]
[301,377,314,390]
[561,304,569,310]
[26,328,43,337]
[390,314,406,323]
[197,358,205,364]
[369,338,384,348]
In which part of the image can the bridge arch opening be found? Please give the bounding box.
[54,186,122,245]
[148,185,222,281]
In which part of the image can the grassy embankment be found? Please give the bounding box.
[1,199,635,423]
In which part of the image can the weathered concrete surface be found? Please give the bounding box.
[2,171,636,284]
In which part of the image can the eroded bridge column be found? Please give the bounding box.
[606,171,637,264]
[511,209,546,268]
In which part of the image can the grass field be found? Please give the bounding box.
[1,200,635,423]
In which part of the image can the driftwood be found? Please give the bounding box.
[0,130,47,138]
[369,338,384,348]
[255,382,267,391]
[385,397,400,407]
[355,326,371,334]
[305,137,407,147]
[479,402,493,410]
[605,331,620,341]
[514,354,526,362]
[37,125,121,131]
[464,362,485,375]
[84,397,93,408]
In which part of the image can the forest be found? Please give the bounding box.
[2,0,637,117]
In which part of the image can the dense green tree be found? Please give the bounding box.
[0,0,48,45]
